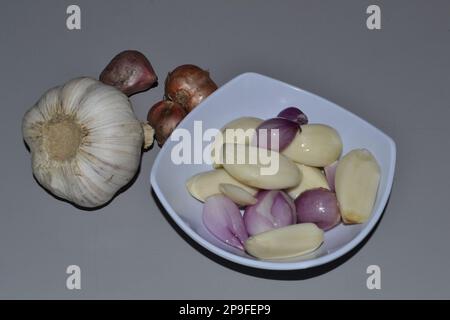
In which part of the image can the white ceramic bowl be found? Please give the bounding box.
[150,73,396,270]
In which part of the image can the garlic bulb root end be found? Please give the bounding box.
[42,116,84,161]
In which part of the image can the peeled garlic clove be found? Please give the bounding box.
[219,183,257,206]
[245,223,324,260]
[220,117,263,145]
[186,169,257,202]
[282,124,342,167]
[243,190,296,236]
[335,149,381,224]
[203,194,248,250]
[22,77,154,208]
[286,164,329,199]
[222,144,301,189]
[211,117,263,168]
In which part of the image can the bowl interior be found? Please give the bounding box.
[151,73,396,270]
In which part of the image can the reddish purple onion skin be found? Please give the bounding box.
[165,64,218,112]
[202,194,248,250]
[295,188,341,231]
[147,100,187,146]
[277,107,308,125]
[252,118,299,151]
[100,50,157,96]
[324,161,338,192]
[244,190,296,236]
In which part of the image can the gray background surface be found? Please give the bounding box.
[0,0,449,299]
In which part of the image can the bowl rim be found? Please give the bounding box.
[150,72,397,270]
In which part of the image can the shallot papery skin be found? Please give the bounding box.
[295,188,341,231]
[277,107,309,125]
[202,194,248,250]
[100,50,157,96]
[252,117,299,151]
[147,100,187,146]
[165,64,218,112]
[244,190,296,236]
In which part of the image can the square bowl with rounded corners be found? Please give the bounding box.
[150,72,396,271]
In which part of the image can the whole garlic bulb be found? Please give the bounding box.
[22,77,154,208]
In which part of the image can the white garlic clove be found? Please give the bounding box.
[282,124,342,167]
[186,169,257,202]
[219,183,258,206]
[286,164,329,199]
[211,117,263,168]
[221,143,301,189]
[335,149,381,224]
[245,223,324,260]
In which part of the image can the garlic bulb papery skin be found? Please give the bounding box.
[22,77,154,208]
